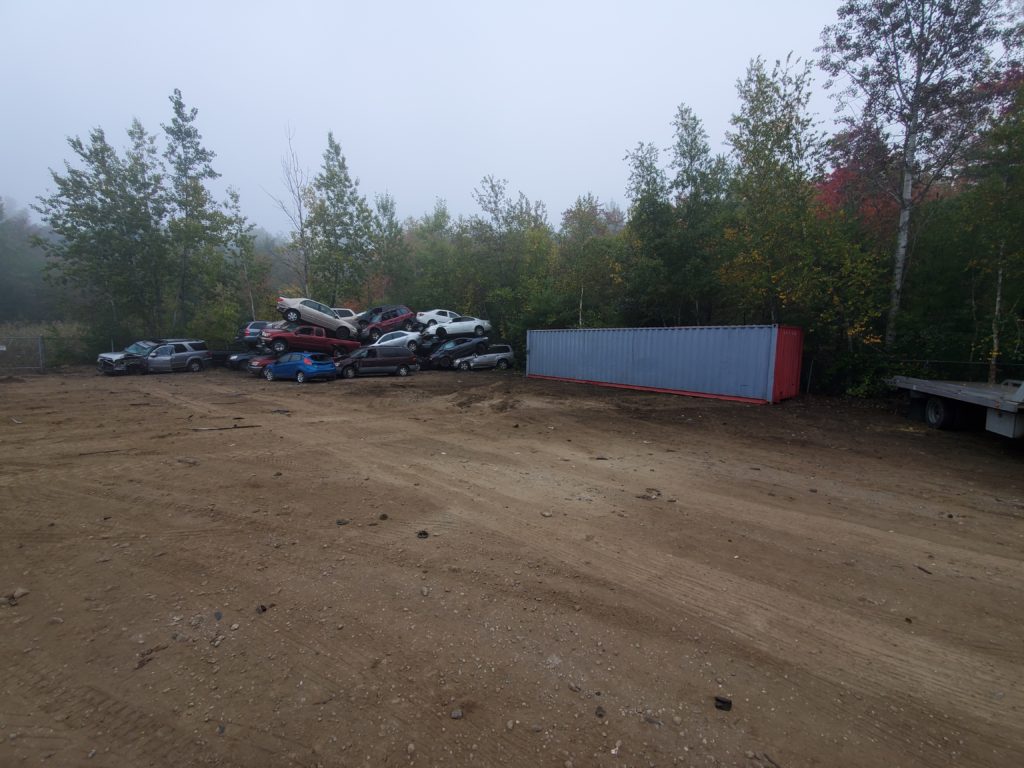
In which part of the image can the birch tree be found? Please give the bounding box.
[818,0,1021,347]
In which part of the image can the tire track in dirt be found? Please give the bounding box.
[5,370,1024,766]
[438,500,1024,763]
[316,405,1024,765]
[2,655,241,766]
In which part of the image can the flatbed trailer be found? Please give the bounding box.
[888,375,1024,438]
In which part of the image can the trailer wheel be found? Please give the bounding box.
[924,397,956,430]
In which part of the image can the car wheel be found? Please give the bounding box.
[427,319,436,327]
[187,359,203,372]
[439,356,452,369]
[474,326,483,336]
[402,320,414,331]
[285,309,300,322]
[496,359,510,370]
[396,365,410,377]
[342,366,356,379]
[924,397,956,429]
[407,340,418,352]
[458,361,471,371]
[264,368,275,381]
[369,329,382,342]
[435,327,447,339]
[336,326,351,340]
[272,340,287,354]
[296,371,306,383]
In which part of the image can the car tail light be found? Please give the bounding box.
[303,357,312,365]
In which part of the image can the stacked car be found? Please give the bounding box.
[262,352,338,383]
[454,344,514,371]
[420,315,491,339]
[275,297,359,339]
[259,323,360,356]
[335,347,418,378]
[354,305,417,342]
[99,299,515,383]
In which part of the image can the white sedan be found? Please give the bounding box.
[422,315,492,338]
[370,330,424,351]
[415,308,460,327]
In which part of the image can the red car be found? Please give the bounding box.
[356,305,416,342]
[260,324,361,356]
[245,353,278,376]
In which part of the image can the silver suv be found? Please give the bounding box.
[145,339,212,373]
[97,339,162,375]
[454,344,514,371]
[97,338,212,374]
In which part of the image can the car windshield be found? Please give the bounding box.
[124,341,154,355]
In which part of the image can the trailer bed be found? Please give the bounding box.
[889,375,1024,437]
[889,376,1023,413]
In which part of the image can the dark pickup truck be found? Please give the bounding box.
[259,324,361,355]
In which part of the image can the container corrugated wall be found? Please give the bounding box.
[526,325,803,404]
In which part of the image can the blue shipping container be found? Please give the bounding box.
[526,325,803,404]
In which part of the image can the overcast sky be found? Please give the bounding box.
[2,1,840,235]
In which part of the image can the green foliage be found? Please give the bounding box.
[721,56,824,324]
[35,123,171,336]
[163,89,225,330]
[901,85,1024,369]
[16,48,1024,395]
[33,91,261,343]
[307,133,376,306]
[818,0,1023,346]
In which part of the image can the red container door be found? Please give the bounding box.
[772,326,803,402]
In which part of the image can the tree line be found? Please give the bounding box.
[2,0,1021,392]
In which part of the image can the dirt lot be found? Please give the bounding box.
[1,368,1022,768]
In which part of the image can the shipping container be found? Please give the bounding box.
[526,325,803,404]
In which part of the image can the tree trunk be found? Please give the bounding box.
[240,259,256,321]
[989,259,1004,385]
[173,246,190,332]
[885,129,919,349]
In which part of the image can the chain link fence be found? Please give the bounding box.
[0,335,94,372]
[0,335,241,372]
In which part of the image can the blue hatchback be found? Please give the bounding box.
[263,352,337,383]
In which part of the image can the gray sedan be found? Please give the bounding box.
[370,330,424,352]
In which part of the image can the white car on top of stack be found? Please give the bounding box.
[421,315,492,338]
